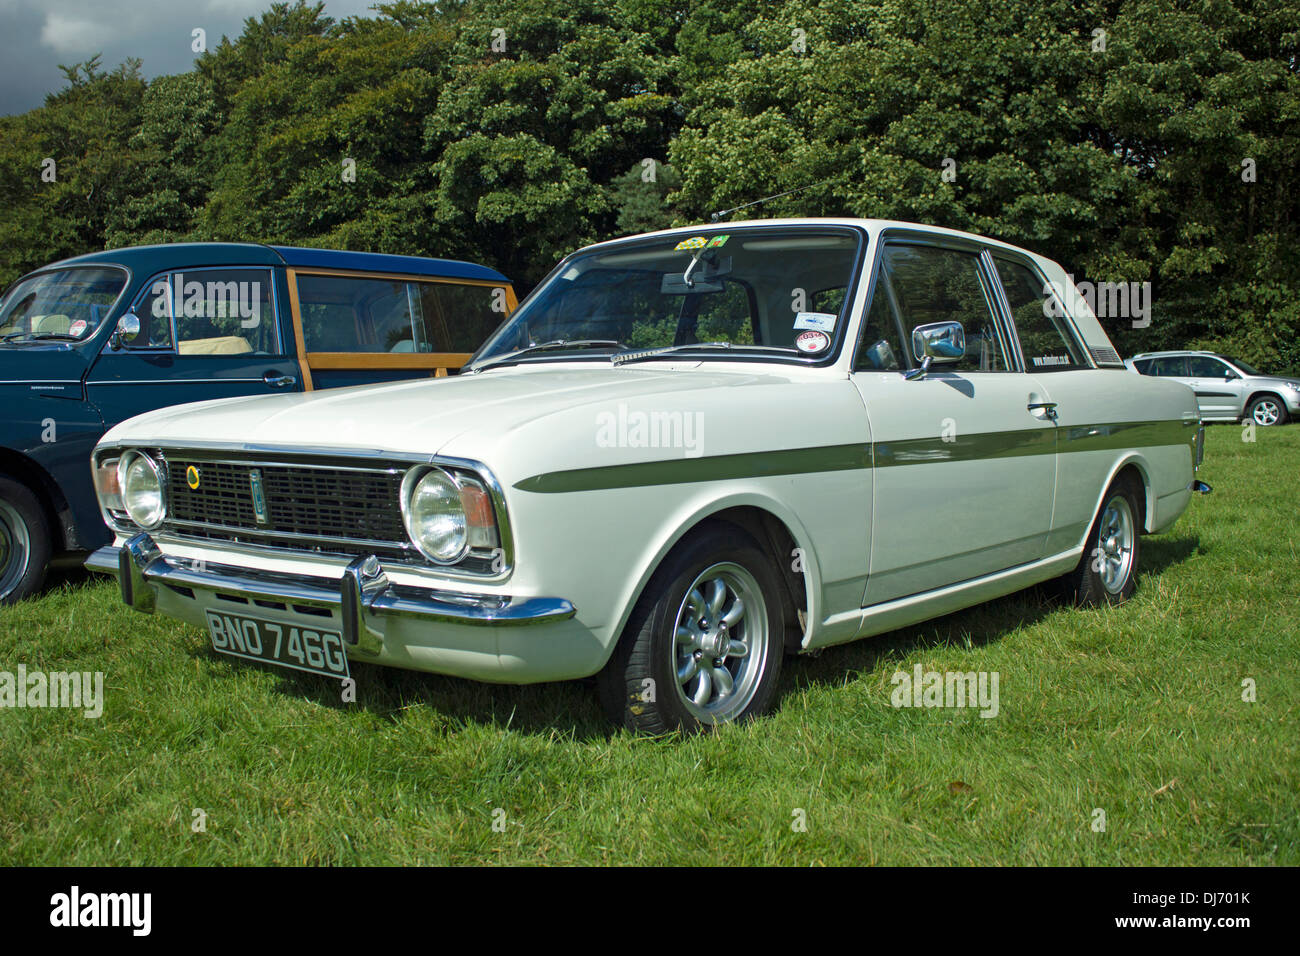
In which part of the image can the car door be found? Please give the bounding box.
[987,255,1131,554]
[1184,355,1245,419]
[86,267,302,427]
[849,239,1057,606]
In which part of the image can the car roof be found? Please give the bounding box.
[32,242,510,283]
[586,217,1050,261]
[1130,350,1224,359]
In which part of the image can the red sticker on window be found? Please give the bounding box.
[795,329,830,354]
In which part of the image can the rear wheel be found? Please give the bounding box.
[1062,475,1142,607]
[1246,395,1287,427]
[0,475,51,604]
[597,525,785,733]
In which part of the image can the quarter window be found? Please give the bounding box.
[994,258,1088,372]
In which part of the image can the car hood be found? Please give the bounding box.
[1246,374,1298,388]
[0,341,91,382]
[98,362,817,458]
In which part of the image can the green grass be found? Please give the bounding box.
[1,425,1296,865]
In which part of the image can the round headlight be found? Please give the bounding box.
[118,451,165,530]
[402,468,468,563]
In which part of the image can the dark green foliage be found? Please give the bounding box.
[1,0,1296,370]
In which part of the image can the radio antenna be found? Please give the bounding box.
[708,177,841,223]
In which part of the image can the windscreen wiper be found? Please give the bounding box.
[0,331,83,343]
[470,338,625,372]
[611,342,734,366]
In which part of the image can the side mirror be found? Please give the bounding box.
[905,321,965,381]
[111,311,141,350]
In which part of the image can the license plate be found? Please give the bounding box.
[205,609,350,680]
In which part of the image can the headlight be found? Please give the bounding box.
[117,450,166,530]
[401,466,501,566]
[402,468,469,563]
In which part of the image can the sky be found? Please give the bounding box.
[0,0,381,116]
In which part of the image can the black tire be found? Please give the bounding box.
[0,475,52,605]
[1062,474,1142,607]
[597,524,785,734]
[1245,394,1288,427]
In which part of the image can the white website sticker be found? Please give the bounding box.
[794,311,837,332]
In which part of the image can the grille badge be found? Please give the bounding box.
[249,469,269,525]
[185,465,201,490]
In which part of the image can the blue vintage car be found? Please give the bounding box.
[0,242,515,603]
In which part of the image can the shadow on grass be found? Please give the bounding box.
[184,533,1200,742]
[788,532,1201,694]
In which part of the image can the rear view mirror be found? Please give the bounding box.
[661,274,724,295]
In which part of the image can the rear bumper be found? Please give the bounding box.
[88,534,590,682]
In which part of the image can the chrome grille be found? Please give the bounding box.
[162,455,411,557]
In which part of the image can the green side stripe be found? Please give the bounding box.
[513,420,1191,494]
[513,443,870,494]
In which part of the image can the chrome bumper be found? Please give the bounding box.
[88,533,576,654]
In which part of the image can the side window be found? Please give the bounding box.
[1151,357,1187,377]
[994,258,1089,372]
[417,282,512,353]
[172,269,278,355]
[296,274,511,353]
[875,244,1006,372]
[1187,356,1233,378]
[1132,359,1153,374]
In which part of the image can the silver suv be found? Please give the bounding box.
[1125,350,1300,426]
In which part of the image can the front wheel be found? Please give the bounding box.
[0,475,52,605]
[597,525,785,733]
[1246,395,1288,427]
[1061,475,1142,607]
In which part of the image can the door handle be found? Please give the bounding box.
[263,371,297,389]
[1027,401,1058,420]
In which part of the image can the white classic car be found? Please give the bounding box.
[89,219,1210,732]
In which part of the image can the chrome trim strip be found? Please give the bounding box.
[164,518,415,553]
[104,535,572,632]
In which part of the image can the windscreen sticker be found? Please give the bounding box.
[674,235,729,251]
[795,329,831,354]
[794,311,837,332]
[68,319,88,337]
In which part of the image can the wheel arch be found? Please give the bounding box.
[603,492,822,667]
[1243,390,1286,422]
[0,447,73,551]
[1096,455,1152,534]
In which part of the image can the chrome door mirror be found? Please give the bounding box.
[905,321,965,380]
[111,311,141,350]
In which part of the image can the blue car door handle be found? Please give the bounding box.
[263,371,298,389]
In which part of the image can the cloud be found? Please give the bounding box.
[0,0,379,115]
[39,13,107,54]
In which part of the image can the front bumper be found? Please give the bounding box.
[88,534,579,676]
